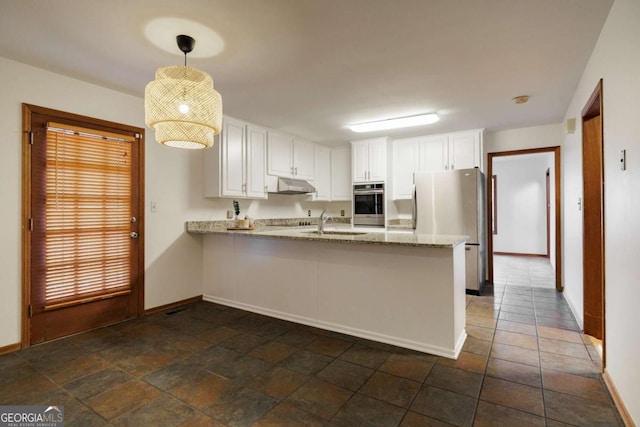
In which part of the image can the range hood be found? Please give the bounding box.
[272,177,316,195]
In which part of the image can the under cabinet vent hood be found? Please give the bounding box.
[272,177,316,195]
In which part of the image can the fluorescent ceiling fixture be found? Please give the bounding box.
[349,113,439,133]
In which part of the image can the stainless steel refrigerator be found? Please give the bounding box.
[412,168,486,294]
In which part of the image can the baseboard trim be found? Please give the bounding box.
[603,369,636,427]
[494,251,548,258]
[0,342,21,355]
[203,294,464,359]
[144,295,203,315]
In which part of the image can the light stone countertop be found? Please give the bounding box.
[186,221,467,249]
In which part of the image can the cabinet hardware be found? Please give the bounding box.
[242,183,247,192]
[130,231,139,239]
[294,167,298,175]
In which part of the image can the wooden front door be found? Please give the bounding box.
[581,80,605,340]
[23,104,145,346]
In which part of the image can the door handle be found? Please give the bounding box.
[130,232,139,239]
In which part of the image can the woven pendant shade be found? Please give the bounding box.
[145,65,222,149]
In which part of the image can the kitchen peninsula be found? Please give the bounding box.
[187,222,468,359]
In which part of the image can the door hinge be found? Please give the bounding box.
[29,131,34,145]
[29,218,33,231]
[28,305,33,317]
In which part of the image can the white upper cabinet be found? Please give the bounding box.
[222,118,246,197]
[419,134,448,172]
[311,144,331,201]
[420,129,483,172]
[245,125,268,198]
[351,137,388,183]
[267,131,294,177]
[293,138,315,180]
[448,131,482,170]
[391,129,483,200]
[331,147,352,201]
[392,138,419,200]
[204,117,268,199]
[352,142,369,182]
[267,132,315,180]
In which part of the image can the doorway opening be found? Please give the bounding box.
[487,147,562,291]
[581,79,605,363]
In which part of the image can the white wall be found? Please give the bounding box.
[0,56,208,346]
[0,57,348,349]
[562,0,640,421]
[493,154,552,255]
[485,123,563,154]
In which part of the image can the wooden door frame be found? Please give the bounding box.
[21,104,145,347]
[546,168,551,257]
[487,146,562,290]
[581,79,605,361]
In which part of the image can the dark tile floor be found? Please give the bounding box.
[0,267,624,426]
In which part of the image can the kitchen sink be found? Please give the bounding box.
[303,230,368,236]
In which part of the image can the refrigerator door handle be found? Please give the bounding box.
[412,184,417,230]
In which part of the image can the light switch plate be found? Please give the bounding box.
[150,201,157,213]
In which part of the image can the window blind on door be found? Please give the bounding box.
[38,122,135,309]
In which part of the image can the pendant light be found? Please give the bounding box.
[145,35,222,149]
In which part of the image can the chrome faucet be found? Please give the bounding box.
[318,209,333,235]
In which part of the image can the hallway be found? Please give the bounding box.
[493,255,556,289]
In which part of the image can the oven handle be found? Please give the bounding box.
[353,189,384,195]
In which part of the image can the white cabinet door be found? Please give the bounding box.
[312,144,331,201]
[293,138,315,180]
[392,139,418,200]
[449,131,481,170]
[246,125,268,199]
[222,118,246,197]
[331,147,351,200]
[267,131,294,177]
[368,139,387,181]
[352,142,369,182]
[419,135,448,172]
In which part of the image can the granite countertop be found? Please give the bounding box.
[186,221,467,249]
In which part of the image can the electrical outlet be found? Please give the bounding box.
[227,209,233,219]
[308,210,311,217]
[340,210,345,217]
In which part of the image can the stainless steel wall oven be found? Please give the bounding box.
[353,183,385,227]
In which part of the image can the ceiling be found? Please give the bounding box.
[0,0,612,146]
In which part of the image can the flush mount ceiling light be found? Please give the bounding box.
[145,34,222,149]
[348,113,440,133]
